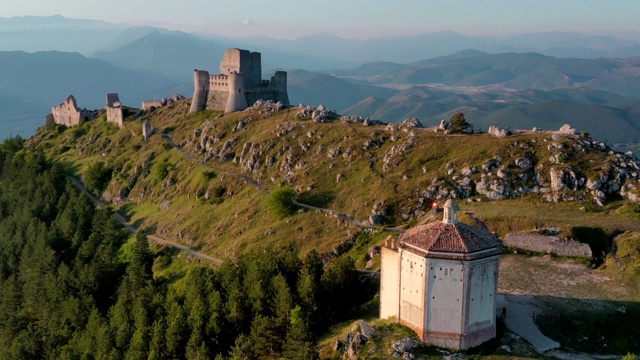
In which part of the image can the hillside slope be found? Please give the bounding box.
[29,101,640,262]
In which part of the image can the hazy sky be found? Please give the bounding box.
[1,0,639,39]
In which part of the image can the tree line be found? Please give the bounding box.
[0,137,368,359]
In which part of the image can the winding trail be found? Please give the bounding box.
[157,129,404,234]
[68,176,224,265]
[159,132,263,190]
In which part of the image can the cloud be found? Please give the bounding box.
[241,19,252,26]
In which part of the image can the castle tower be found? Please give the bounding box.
[189,69,210,113]
[249,51,262,88]
[272,71,290,104]
[225,72,248,113]
[380,199,502,350]
[190,48,288,113]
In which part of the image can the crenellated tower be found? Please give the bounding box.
[190,48,289,114]
[189,69,211,113]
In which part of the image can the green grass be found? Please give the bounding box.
[28,102,640,267]
[536,299,640,354]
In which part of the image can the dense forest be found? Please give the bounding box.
[0,137,370,359]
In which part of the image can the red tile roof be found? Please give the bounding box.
[398,222,501,259]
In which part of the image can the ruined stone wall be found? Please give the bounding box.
[106,106,123,128]
[52,95,83,127]
[503,232,592,258]
[142,100,163,111]
[105,93,123,128]
[142,121,152,139]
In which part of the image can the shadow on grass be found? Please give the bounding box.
[297,189,336,208]
[163,126,176,134]
[117,202,148,230]
[532,296,639,355]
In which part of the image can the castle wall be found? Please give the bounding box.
[209,74,229,92]
[206,90,229,111]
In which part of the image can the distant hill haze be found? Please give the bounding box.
[0,51,177,138]
[1,15,640,151]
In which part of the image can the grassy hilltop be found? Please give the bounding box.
[29,101,640,259]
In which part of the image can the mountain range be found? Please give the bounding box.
[1,15,640,152]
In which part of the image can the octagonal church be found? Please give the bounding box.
[380,199,502,350]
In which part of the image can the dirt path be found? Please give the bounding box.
[158,129,405,234]
[68,176,223,265]
[159,132,264,190]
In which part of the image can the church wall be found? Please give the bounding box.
[380,247,400,320]
[467,257,498,329]
[399,250,426,332]
[463,255,500,349]
[424,258,465,347]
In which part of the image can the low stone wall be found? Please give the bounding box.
[503,232,592,258]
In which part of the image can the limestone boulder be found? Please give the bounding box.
[559,123,576,135]
[400,117,423,128]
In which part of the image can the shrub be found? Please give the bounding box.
[84,161,112,193]
[449,112,470,133]
[264,186,297,219]
[152,160,172,181]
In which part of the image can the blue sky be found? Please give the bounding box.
[1,0,639,39]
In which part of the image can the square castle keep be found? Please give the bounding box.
[189,48,289,114]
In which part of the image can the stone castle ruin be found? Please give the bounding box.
[189,48,289,114]
[142,94,186,111]
[105,93,124,128]
[51,95,96,127]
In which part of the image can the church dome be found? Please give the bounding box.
[397,200,501,260]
